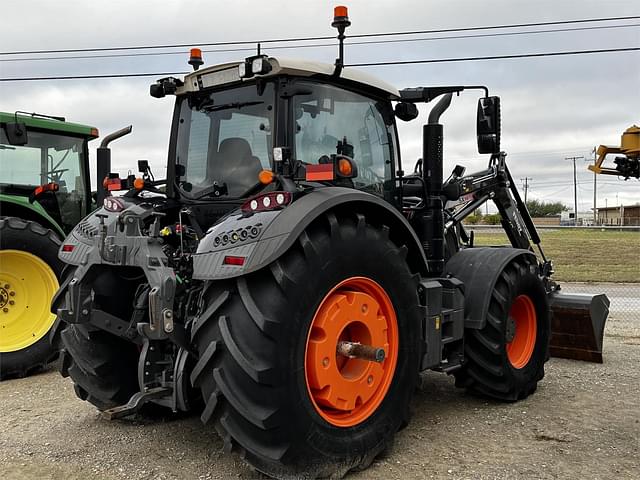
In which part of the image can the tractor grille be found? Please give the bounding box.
[76,219,99,239]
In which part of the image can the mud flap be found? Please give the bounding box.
[549,292,610,363]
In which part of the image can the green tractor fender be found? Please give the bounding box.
[0,195,64,238]
[192,187,429,281]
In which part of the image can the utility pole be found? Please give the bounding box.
[521,177,532,204]
[592,147,597,225]
[565,156,584,226]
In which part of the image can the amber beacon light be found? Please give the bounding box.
[189,48,204,70]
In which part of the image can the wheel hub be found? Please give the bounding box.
[305,277,398,427]
[506,294,538,369]
[0,286,9,310]
[0,250,59,353]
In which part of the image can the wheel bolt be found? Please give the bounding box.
[361,304,368,314]
[9,291,15,296]
[3,284,9,289]
[2,308,8,313]
[9,300,14,305]
[322,357,329,367]
[367,375,373,384]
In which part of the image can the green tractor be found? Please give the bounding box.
[0,112,125,378]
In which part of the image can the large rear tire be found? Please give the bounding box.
[454,255,550,401]
[191,212,422,478]
[57,267,142,410]
[0,217,62,379]
[59,324,140,410]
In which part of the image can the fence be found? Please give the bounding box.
[558,282,639,334]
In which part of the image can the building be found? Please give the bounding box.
[597,204,640,226]
[560,210,596,226]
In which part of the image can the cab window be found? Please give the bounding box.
[292,82,396,196]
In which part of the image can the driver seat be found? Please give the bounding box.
[211,138,263,195]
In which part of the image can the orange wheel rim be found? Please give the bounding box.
[304,277,399,427]
[506,294,537,369]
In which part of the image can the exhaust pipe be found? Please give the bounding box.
[96,126,133,205]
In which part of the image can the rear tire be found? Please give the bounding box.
[0,217,62,380]
[57,267,142,410]
[59,323,140,410]
[191,212,422,478]
[454,255,550,401]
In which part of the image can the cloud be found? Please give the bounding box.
[1,0,638,207]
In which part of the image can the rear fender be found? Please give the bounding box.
[444,247,537,329]
[192,187,428,280]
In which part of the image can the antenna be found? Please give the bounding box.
[331,6,351,76]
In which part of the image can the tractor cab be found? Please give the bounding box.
[0,112,98,235]
[155,55,402,209]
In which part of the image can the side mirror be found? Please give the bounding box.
[5,123,28,146]
[477,96,501,154]
[394,102,419,122]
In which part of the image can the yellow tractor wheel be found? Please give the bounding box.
[0,217,63,379]
[0,250,59,352]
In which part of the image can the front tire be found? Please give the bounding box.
[454,255,550,400]
[0,217,62,379]
[191,212,422,478]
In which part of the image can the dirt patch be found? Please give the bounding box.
[1,335,638,479]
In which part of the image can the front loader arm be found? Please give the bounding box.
[442,152,609,363]
[444,152,551,275]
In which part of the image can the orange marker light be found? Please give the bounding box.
[338,158,353,176]
[133,177,145,190]
[258,169,275,185]
[189,48,204,71]
[334,5,348,18]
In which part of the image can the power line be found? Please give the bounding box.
[348,47,639,67]
[1,15,638,56]
[2,23,637,63]
[2,47,638,82]
[0,72,184,82]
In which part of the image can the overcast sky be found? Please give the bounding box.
[1,0,638,212]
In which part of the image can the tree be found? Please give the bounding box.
[525,199,567,217]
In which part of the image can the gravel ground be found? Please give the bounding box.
[1,284,638,480]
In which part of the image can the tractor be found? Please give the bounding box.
[0,111,132,379]
[589,125,640,180]
[52,8,609,478]
[0,112,101,378]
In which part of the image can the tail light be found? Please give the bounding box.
[104,197,125,212]
[223,255,246,266]
[241,191,292,213]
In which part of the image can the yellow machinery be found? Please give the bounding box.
[589,125,640,179]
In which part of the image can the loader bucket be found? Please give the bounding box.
[548,292,610,363]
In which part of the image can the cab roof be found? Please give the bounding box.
[0,112,99,139]
[179,57,400,99]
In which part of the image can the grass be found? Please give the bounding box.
[472,229,639,283]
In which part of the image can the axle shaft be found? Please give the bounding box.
[337,341,385,363]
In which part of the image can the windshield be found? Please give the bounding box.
[292,81,397,196]
[0,127,88,231]
[175,83,274,198]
